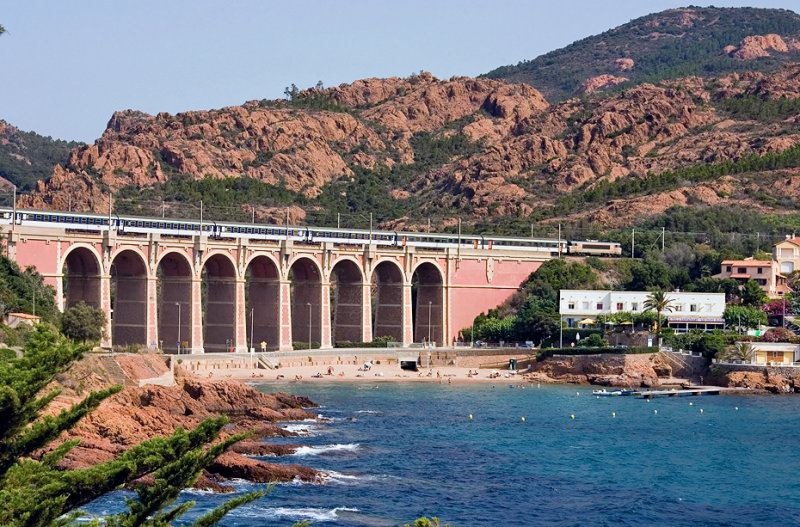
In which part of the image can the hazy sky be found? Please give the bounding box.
[2,1,799,142]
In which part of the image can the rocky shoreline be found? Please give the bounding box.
[522,353,673,388]
[40,355,324,492]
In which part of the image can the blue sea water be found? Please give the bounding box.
[86,383,800,526]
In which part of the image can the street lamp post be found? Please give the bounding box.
[307,302,312,350]
[175,302,181,354]
[428,301,432,347]
[250,307,254,353]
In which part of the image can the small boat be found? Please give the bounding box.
[593,388,623,396]
[592,388,636,396]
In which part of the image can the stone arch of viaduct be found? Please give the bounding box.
[6,229,546,352]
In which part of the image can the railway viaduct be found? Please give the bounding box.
[2,223,551,352]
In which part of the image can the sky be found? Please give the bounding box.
[2,0,799,143]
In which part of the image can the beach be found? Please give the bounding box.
[178,350,529,385]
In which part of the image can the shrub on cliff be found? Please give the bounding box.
[0,325,264,526]
[60,301,106,343]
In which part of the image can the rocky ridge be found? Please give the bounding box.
[16,61,800,231]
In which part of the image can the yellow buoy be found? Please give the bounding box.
[700,409,703,414]
[570,414,575,419]
[469,414,473,420]
[596,396,600,399]
[576,392,580,396]
[521,417,525,422]
[612,412,616,418]
[735,407,739,411]
[689,402,693,406]
[654,409,657,415]
[646,399,650,403]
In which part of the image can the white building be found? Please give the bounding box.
[559,290,726,333]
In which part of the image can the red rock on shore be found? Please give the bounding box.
[40,356,323,488]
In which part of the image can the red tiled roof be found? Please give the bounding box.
[721,260,772,266]
[778,238,800,247]
[7,313,40,319]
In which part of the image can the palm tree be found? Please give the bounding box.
[643,289,676,339]
[731,341,755,362]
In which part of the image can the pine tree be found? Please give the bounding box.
[0,325,265,526]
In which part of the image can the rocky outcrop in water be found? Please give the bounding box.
[524,353,667,388]
[39,355,322,490]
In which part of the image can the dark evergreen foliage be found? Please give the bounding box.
[483,7,800,101]
[0,121,82,193]
[60,302,105,343]
[0,256,58,322]
[0,325,266,526]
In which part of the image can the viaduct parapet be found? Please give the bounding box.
[3,224,548,352]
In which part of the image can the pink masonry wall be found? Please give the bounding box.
[16,239,61,278]
[448,258,542,342]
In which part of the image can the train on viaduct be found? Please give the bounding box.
[0,207,620,352]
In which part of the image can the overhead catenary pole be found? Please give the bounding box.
[199,200,203,233]
[285,207,290,239]
[11,184,16,233]
[558,223,562,258]
[631,227,635,259]
[458,218,462,259]
[337,212,340,229]
[662,227,665,253]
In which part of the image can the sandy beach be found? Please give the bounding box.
[189,361,524,385]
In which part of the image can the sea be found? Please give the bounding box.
[84,382,800,526]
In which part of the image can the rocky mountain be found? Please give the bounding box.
[0,120,82,194]
[18,63,800,239]
[483,6,800,101]
[12,6,800,246]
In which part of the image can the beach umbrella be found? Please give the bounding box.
[578,318,595,325]
[620,321,633,325]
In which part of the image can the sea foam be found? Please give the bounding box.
[291,443,360,457]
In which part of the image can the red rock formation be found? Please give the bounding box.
[39,356,323,489]
[578,74,629,95]
[615,58,634,71]
[731,34,790,60]
[525,353,661,388]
